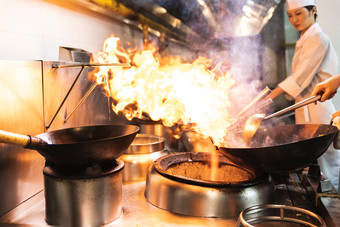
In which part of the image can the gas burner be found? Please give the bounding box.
[43,159,119,178]
[145,152,275,218]
[43,159,124,226]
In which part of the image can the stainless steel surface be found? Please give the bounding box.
[58,46,93,63]
[119,150,168,182]
[0,60,131,218]
[145,152,275,218]
[146,167,274,218]
[63,82,97,122]
[119,134,168,182]
[237,204,326,227]
[138,123,165,137]
[1,166,340,226]
[44,160,124,227]
[137,123,175,151]
[45,64,86,129]
[125,134,165,154]
[42,61,117,131]
[0,182,237,226]
[47,62,129,127]
[0,61,45,217]
[318,197,340,226]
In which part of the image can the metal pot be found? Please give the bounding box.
[0,124,139,167]
[219,124,338,173]
[119,134,168,182]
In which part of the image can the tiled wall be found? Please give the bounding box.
[0,0,168,61]
[0,0,115,60]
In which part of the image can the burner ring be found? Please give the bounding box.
[145,152,275,218]
[153,152,269,188]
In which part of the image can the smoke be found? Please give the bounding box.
[184,0,282,118]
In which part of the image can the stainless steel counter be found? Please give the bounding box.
[0,181,236,227]
[2,166,340,226]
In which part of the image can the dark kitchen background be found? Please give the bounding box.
[0,0,339,226]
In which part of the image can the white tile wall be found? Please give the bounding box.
[0,0,141,61]
[0,0,339,108]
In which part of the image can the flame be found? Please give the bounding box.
[94,35,236,146]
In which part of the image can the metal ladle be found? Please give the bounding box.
[243,95,321,144]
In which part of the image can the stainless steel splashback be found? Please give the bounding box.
[0,60,126,219]
[0,61,45,217]
[42,62,114,130]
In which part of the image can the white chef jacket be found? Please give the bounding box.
[278,23,340,191]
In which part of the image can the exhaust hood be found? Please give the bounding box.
[57,0,281,45]
[117,0,281,39]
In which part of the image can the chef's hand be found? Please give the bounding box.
[312,75,340,102]
[332,110,340,122]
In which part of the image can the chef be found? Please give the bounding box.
[263,0,340,191]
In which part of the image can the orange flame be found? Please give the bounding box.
[94,35,236,146]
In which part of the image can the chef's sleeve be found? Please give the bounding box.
[278,34,328,99]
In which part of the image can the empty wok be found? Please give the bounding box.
[218,124,338,173]
[0,124,139,167]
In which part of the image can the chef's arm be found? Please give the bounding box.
[262,86,285,102]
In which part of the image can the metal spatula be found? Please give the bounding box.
[243,95,321,144]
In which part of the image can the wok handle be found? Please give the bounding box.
[0,130,48,149]
[264,95,321,120]
[0,130,31,147]
[332,116,340,149]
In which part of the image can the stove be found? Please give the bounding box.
[145,152,274,218]
[1,152,340,227]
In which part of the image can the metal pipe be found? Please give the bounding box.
[52,63,130,68]
[47,63,130,128]
[264,95,321,120]
[64,82,97,123]
[236,86,271,118]
[46,66,85,129]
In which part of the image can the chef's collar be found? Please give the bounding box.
[286,0,315,11]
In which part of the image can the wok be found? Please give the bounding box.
[218,124,338,173]
[0,125,139,167]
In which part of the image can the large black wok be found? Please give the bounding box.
[0,125,139,167]
[218,124,338,173]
